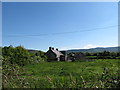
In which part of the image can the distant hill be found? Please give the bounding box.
[27,47,119,53]
[67,47,120,53]
[28,49,45,54]
[28,49,39,53]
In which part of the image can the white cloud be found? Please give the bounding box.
[83,44,117,49]
[59,46,80,50]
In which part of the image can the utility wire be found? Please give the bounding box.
[3,25,118,37]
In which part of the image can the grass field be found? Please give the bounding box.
[3,59,120,88]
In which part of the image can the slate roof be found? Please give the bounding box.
[51,49,63,58]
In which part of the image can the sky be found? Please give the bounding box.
[2,2,118,51]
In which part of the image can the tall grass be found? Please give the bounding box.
[2,59,120,88]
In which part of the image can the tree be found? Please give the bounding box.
[2,45,30,66]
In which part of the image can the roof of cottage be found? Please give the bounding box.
[51,49,63,57]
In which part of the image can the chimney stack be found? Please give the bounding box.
[49,47,52,50]
[56,48,58,51]
[52,47,54,50]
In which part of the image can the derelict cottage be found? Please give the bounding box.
[45,47,67,61]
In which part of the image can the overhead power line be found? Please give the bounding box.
[3,25,118,37]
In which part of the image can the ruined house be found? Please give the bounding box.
[67,52,85,61]
[45,47,67,61]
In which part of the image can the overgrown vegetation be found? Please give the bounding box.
[2,45,47,66]
[2,45,47,88]
[1,46,120,88]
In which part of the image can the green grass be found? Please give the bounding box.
[23,59,119,76]
[3,59,120,88]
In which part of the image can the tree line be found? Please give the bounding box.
[67,51,120,61]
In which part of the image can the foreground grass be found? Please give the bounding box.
[3,59,120,88]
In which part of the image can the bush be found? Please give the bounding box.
[2,45,47,66]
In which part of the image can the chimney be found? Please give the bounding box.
[49,47,52,50]
[56,48,58,51]
[52,47,54,50]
